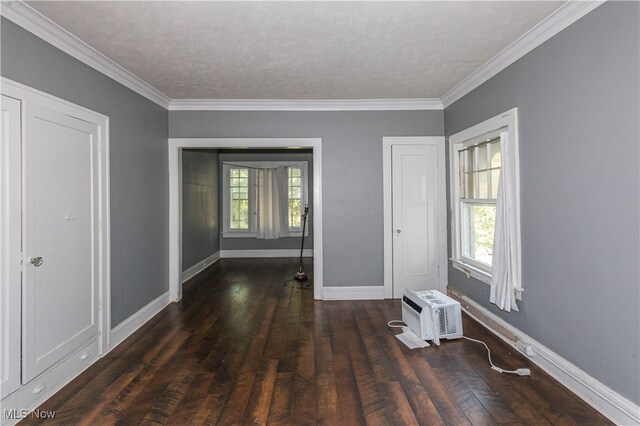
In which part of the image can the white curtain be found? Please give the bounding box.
[490,131,520,312]
[256,168,281,239]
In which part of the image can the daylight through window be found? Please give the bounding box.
[229,168,249,230]
[449,108,521,291]
[223,162,308,238]
[288,166,303,229]
[459,138,501,267]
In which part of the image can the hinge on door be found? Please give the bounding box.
[437,266,440,277]
[98,299,102,310]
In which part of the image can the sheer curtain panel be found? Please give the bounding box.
[490,131,520,312]
[256,167,282,239]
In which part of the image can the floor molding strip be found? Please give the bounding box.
[181,251,220,283]
[447,287,640,425]
[109,291,171,351]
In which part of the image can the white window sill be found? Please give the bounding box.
[288,232,310,238]
[222,232,257,238]
[451,258,492,285]
[450,258,523,300]
[222,232,310,238]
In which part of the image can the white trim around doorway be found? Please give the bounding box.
[382,136,448,299]
[168,138,323,302]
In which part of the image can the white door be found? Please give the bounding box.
[392,144,439,297]
[22,101,101,382]
[1,95,22,397]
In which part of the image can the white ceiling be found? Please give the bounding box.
[27,1,563,100]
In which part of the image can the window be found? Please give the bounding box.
[449,108,521,295]
[459,138,501,268]
[222,161,308,237]
[288,166,303,229]
[229,168,250,230]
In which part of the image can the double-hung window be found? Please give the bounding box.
[229,168,251,231]
[287,166,304,230]
[459,137,501,269]
[222,161,309,238]
[449,108,522,299]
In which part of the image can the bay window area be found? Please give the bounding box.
[222,161,309,239]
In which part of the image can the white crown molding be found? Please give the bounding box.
[0,1,172,108]
[1,0,604,112]
[169,98,443,111]
[441,1,606,108]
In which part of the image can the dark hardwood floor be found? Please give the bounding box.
[21,258,611,425]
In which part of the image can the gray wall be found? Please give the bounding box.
[219,149,314,251]
[170,110,444,286]
[444,2,639,403]
[182,150,219,270]
[1,18,169,327]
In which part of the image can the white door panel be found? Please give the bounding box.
[22,102,100,382]
[1,95,22,397]
[392,144,439,297]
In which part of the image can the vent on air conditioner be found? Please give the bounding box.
[401,289,463,345]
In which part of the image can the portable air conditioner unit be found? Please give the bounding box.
[401,289,463,345]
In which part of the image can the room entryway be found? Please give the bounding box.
[169,138,323,302]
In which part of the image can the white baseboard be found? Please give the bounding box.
[181,251,220,283]
[219,249,313,258]
[0,339,99,426]
[108,291,171,351]
[448,288,640,425]
[322,286,384,300]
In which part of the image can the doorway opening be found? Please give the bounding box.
[169,138,323,301]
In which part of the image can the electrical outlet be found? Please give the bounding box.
[515,340,535,357]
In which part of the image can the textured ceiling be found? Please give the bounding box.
[27,1,563,100]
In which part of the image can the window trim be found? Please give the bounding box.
[222,160,309,238]
[448,108,522,297]
[286,165,307,232]
[225,166,256,235]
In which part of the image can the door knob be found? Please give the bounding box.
[29,257,43,267]
[396,229,402,235]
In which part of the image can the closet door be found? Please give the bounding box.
[1,95,22,397]
[21,101,101,383]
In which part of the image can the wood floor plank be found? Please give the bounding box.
[328,302,367,425]
[346,302,394,425]
[243,359,279,426]
[20,259,612,426]
[291,289,317,425]
[379,334,445,426]
[434,365,498,426]
[315,334,340,426]
[384,381,420,426]
[410,354,472,426]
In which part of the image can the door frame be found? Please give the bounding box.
[0,77,111,354]
[168,138,323,302]
[382,136,447,298]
